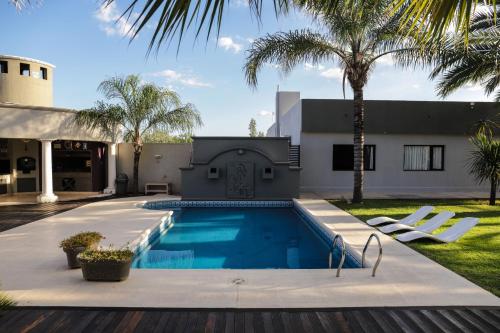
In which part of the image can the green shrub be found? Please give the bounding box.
[0,292,15,311]
[78,247,134,263]
[59,232,104,251]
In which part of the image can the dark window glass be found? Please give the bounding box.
[0,61,7,74]
[403,145,444,171]
[20,63,30,76]
[332,145,376,171]
[40,67,47,80]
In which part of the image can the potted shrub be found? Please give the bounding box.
[59,232,104,269]
[78,247,134,282]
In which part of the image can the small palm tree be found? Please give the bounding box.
[430,6,500,101]
[76,75,202,194]
[468,133,500,205]
[244,0,418,203]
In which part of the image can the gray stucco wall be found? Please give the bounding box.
[182,137,300,200]
[300,132,490,195]
[117,143,191,194]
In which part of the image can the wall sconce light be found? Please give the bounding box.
[154,154,163,163]
[237,149,245,155]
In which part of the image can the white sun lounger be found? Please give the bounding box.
[378,211,455,234]
[366,206,434,226]
[396,217,479,243]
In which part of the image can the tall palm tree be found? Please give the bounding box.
[468,132,500,205]
[75,75,202,194]
[244,0,417,203]
[430,6,500,101]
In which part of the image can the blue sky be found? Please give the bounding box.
[0,0,492,136]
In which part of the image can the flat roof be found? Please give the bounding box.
[0,102,74,113]
[0,54,55,68]
[301,99,500,135]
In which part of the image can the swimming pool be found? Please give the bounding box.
[133,201,361,269]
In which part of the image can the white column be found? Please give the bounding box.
[37,140,58,203]
[104,143,117,194]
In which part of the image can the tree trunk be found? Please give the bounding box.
[490,177,497,206]
[352,86,365,203]
[132,144,142,195]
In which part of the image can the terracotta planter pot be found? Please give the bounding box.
[79,258,132,282]
[63,243,99,269]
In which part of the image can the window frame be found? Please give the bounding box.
[332,144,376,171]
[403,145,445,171]
[0,60,7,74]
[40,67,47,80]
[20,63,30,76]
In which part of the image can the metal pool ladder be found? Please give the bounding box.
[329,234,346,277]
[362,233,383,277]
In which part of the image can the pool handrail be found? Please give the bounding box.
[329,234,346,277]
[362,233,383,277]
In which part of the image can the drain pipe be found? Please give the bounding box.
[275,85,280,137]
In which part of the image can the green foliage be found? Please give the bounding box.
[332,199,500,296]
[430,6,500,101]
[79,247,134,263]
[468,132,500,204]
[249,118,258,137]
[0,291,15,310]
[75,74,202,193]
[143,131,193,143]
[59,232,104,251]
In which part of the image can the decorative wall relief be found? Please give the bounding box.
[226,161,254,199]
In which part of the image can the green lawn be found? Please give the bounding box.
[330,199,500,297]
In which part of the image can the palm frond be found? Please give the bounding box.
[103,0,291,52]
[244,29,344,87]
[393,0,497,43]
[468,133,500,185]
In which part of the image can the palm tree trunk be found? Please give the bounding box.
[490,177,497,205]
[352,86,365,203]
[132,144,143,195]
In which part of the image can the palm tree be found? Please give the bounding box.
[468,132,500,205]
[430,6,500,101]
[243,0,418,203]
[75,75,202,194]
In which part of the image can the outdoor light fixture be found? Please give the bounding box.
[237,149,245,155]
[154,154,163,163]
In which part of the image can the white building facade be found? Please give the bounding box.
[268,91,499,198]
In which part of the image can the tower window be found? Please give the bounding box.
[0,61,7,74]
[20,63,30,76]
[40,67,47,80]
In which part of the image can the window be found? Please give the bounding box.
[0,61,7,74]
[40,67,47,80]
[20,63,30,76]
[332,144,376,171]
[404,145,444,171]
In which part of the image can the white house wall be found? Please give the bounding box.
[0,105,110,141]
[279,101,302,145]
[300,132,489,195]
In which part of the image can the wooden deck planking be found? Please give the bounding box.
[1,307,499,333]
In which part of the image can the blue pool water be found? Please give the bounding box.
[133,205,360,269]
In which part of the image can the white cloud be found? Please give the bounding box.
[218,37,243,54]
[258,110,273,117]
[230,0,249,8]
[376,54,394,66]
[94,2,136,38]
[304,62,325,71]
[464,83,483,91]
[411,84,421,89]
[320,67,343,80]
[150,69,213,88]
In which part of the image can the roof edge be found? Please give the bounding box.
[0,54,56,68]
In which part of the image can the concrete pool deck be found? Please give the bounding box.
[0,195,498,308]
